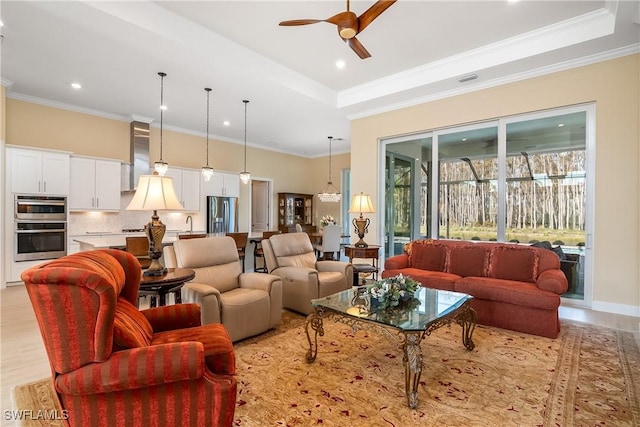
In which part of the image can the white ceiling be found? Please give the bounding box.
[1,1,638,158]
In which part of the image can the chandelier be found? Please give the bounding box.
[318,136,341,202]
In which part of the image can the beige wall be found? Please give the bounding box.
[4,97,347,232]
[1,85,6,142]
[351,54,640,314]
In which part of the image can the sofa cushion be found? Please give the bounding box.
[448,245,489,277]
[389,268,459,291]
[408,240,448,272]
[489,246,539,283]
[113,298,153,348]
[454,277,560,310]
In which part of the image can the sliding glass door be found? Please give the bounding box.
[436,123,498,241]
[382,105,593,304]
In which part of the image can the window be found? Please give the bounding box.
[383,105,592,302]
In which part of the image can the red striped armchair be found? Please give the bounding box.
[22,249,237,427]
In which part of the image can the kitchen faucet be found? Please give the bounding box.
[186,215,193,233]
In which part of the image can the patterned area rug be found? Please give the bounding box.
[12,311,640,426]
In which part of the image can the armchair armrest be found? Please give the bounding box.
[316,260,351,273]
[238,272,282,293]
[181,282,223,325]
[141,303,202,332]
[537,269,568,295]
[271,266,318,283]
[55,342,205,395]
[384,254,409,269]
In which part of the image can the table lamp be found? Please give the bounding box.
[126,172,184,276]
[349,192,375,247]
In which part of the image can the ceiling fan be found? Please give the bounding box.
[279,0,397,59]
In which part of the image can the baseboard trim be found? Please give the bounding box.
[592,300,640,318]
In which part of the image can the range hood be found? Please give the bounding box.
[122,121,151,192]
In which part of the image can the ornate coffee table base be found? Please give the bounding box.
[305,302,477,409]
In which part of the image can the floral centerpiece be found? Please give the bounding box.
[367,274,420,311]
[320,215,335,227]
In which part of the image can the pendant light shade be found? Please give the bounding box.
[240,99,251,184]
[154,72,169,176]
[318,136,341,202]
[201,87,214,182]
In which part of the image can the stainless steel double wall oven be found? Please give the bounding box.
[14,195,67,261]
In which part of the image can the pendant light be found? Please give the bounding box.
[154,72,169,176]
[239,99,251,184]
[318,136,341,202]
[201,87,214,181]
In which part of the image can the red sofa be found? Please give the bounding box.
[22,249,237,426]
[382,239,568,338]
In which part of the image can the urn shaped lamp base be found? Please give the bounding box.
[142,210,167,277]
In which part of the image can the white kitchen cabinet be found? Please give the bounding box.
[165,167,200,212]
[202,171,240,198]
[69,157,121,211]
[9,147,70,195]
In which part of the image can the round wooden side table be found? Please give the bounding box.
[139,268,195,306]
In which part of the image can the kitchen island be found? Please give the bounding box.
[73,230,207,251]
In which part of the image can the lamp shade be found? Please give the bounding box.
[126,174,184,211]
[348,192,375,215]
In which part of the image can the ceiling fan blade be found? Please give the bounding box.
[279,19,324,26]
[346,37,371,59]
[357,0,396,33]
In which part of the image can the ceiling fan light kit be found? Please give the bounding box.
[279,0,397,59]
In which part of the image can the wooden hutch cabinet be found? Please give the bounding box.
[278,193,315,233]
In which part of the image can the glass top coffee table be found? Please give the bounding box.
[306,286,477,409]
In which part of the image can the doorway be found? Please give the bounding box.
[251,179,271,234]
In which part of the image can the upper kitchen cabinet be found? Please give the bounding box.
[8,147,70,195]
[202,171,240,198]
[69,157,121,211]
[165,167,200,212]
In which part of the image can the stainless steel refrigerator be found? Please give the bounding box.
[206,196,239,234]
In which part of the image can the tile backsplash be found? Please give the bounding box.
[68,193,206,236]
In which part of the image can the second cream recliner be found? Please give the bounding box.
[262,232,353,315]
[169,236,283,342]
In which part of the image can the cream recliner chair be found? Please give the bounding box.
[261,232,353,315]
[166,236,283,342]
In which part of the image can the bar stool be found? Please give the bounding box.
[254,230,281,273]
[226,232,249,272]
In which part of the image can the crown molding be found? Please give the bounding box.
[338,6,617,108]
[7,92,131,122]
[129,114,154,124]
[346,44,639,121]
[1,78,14,88]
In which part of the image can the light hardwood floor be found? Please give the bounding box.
[1,284,638,426]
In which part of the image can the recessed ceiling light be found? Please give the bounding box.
[160,105,167,111]
[462,138,467,141]
[0,20,4,27]
[335,60,346,69]
[558,123,565,127]
[70,82,82,90]
[223,120,230,126]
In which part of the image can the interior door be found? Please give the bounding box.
[252,180,270,233]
